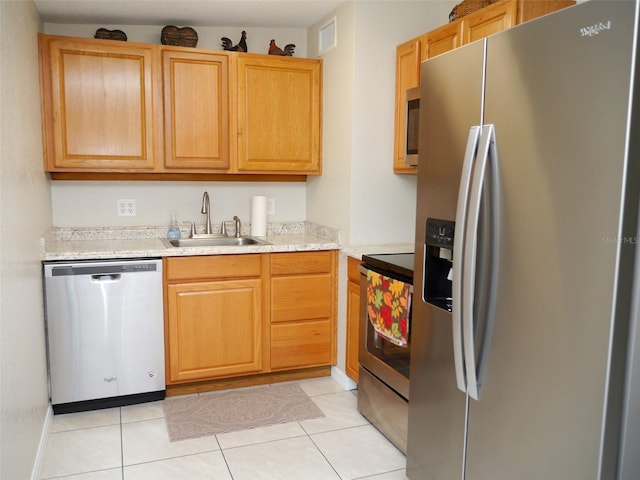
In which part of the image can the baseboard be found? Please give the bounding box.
[166,366,331,397]
[331,366,358,391]
[31,404,53,480]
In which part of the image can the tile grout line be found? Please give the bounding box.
[119,407,125,480]
[305,423,345,480]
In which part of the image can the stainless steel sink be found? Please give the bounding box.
[162,236,269,248]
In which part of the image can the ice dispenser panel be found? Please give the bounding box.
[423,218,454,311]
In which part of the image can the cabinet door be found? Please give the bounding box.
[517,0,576,24]
[236,55,322,174]
[162,48,230,171]
[166,278,264,383]
[393,38,420,174]
[462,0,517,44]
[421,21,463,60]
[39,35,159,171]
[346,257,361,382]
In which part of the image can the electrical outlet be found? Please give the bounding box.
[117,199,136,217]
[267,198,275,215]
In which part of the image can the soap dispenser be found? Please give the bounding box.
[167,211,181,240]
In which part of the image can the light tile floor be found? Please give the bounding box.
[40,377,409,479]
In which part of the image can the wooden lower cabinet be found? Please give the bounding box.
[270,251,337,371]
[164,251,337,386]
[164,254,269,384]
[346,256,362,382]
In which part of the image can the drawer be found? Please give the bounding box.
[271,274,333,322]
[348,256,361,283]
[271,320,332,370]
[165,254,263,281]
[270,251,333,275]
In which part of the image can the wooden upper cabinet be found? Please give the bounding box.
[393,38,420,174]
[462,0,517,44]
[421,21,463,61]
[39,35,323,178]
[39,34,160,171]
[162,48,230,171]
[236,54,322,175]
[392,0,575,174]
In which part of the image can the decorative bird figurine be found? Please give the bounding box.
[221,31,247,52]
[268,39,295,56]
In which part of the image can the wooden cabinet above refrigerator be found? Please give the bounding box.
[393,0,575,174]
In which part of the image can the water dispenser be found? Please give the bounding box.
[423,218,454,311]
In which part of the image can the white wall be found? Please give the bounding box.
[306,2,355,244]
[44,23,307,57]
[51,181,306,228]
[0,2,52,479]
[307,1,457,247]
[306,1,456,376]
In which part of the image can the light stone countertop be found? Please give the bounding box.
[41,222,341,262]
[40,223,414,262]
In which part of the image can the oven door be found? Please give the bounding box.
[359,265,411,400]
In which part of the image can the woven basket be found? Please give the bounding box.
[449,0,497,22]
[161,25,198,48]
[94,28,127,41]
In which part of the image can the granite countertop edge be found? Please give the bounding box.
[41,223,341,261]
[40,223,414,262]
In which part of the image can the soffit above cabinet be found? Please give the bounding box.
[33,0,346,28]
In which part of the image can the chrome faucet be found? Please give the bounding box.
[201,191,212,235]
[233,216,242,238]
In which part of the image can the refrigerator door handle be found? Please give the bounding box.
[463,124,495,401]
[452,125,482,393]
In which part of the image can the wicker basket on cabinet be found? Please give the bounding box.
[449,0,498,21]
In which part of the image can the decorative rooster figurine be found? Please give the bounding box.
[268,39,295,56]
[221,30,247,52]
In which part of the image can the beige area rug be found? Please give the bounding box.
[163,383,325,441]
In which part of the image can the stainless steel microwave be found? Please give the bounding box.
[404,86,420,167]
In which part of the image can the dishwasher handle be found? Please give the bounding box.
[46,260,160,277]
[92,274,122,282]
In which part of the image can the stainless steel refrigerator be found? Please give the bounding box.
[407,1,640,478]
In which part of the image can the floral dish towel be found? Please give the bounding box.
[366,270,411,347]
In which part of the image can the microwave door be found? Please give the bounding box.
[405,87,420,166]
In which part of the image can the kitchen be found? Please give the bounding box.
[1,1,456,478]
[2,3,637,478]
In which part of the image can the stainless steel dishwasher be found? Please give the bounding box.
[43,258,165,414]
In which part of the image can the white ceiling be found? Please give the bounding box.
[33,0,347,28]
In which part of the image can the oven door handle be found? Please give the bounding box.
[358,265,413,293]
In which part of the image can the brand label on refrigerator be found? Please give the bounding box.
[580,20,611,37]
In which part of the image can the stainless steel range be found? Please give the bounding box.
[358,253,413,453]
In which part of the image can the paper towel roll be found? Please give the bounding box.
[251,196,267,236]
